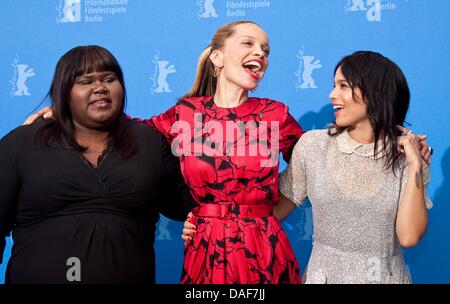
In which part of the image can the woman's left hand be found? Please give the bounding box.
[397,125,429,167]
[415,134,432,165]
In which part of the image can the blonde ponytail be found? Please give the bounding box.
[184,46,216,98]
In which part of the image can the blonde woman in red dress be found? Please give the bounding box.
[147,21,303,284]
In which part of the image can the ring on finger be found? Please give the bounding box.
[402,130,412,136]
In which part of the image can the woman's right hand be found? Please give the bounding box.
[23,106,53,125]
[181,212,197,241]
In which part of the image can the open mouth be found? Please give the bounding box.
[90,98,112,109]
[242,60,263,80]
[333,104,344,115]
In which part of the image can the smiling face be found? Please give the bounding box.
[69,71,123,131]
[329,66,371,131]
[210,22,270,91]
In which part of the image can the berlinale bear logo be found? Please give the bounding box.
[151,51,176,94]
[61,0,81,23]
[295,49,322,91]
[10,57,36,97]
[198,0,219,18]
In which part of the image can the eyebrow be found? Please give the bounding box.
[77,72,116,78]
[239,36,270,46]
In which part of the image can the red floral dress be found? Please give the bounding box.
[145,96,304,284]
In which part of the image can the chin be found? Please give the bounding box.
[334,120,349,128]
[93,110,120,120]
[243,83,258,91]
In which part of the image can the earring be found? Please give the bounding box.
[213,67,220,78]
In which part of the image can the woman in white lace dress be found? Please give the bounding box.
[277,51,432,283]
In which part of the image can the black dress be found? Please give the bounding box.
[0,119,191,283]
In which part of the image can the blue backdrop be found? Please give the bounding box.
[1,0,449,283]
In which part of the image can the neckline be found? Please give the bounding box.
[210,96,259,110]
[336,129,385,159]
[78,139,113,170]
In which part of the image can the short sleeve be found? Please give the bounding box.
[0,130,21,264]
[400,163,433,209]
[279,135,308,206]
[279,107,304,163]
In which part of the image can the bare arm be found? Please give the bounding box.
[395,127,429,247]
[274,192,297,222]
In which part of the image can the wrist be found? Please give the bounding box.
[408,160,423,171]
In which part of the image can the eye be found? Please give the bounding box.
[263,48,270,56]
[104,77,116,83]
[77,79,91,85]
[242,41,252,46]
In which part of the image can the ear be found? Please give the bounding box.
[209,49,224,69]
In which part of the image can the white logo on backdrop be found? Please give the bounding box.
[151,51,176,94]
[345,0,399,22]
[198,0,219,18]
[63,0,81,22]
[156,217,173,241]
[56,0,81,23]
[295,48,322,90]
[197,0,271,19]
[57,0,129,24]
[348,0,368,11]
[10,56,36,97]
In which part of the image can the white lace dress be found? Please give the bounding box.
[279,129,432,284]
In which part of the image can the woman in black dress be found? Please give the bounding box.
[0,45,191,283]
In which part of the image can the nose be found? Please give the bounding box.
[253,45,266,58]
[93,80,108,94]
[329,87,338,101]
